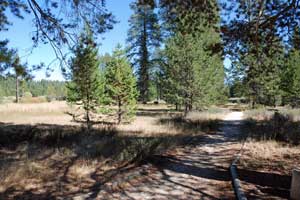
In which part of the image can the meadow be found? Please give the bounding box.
[0,101,226,199]
[1,101,300,199]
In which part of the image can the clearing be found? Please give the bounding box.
[77,111,245,199]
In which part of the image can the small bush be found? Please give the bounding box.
[1,96,15,104]
[46,96,56,102]
[23,92,33,98]
[20,96,48,104]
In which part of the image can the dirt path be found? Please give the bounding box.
[75,112,245,200]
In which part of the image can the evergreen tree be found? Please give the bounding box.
[66,28,102,128]
[163,25,225,114]
[46,84,56,101]
[281,27,300,106]
[104,45,138,124]
[1,1,115,53]
[0,83,4,102]
[161,8,225,114]
[10,55,33,103]
[159,0,220,36]
[229,78,247,98]
[233,31,285,107]
[127,0,161,103]
[222,0,300,107]
[0,40,15,73]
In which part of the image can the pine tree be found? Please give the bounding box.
[11,56,32,103]
[0,83,4,102]
[66,28,102,129]
[163,28,225,113]
[104,45,138,124]
[281,27,300,106]
[222,0,299,108]
[46,84,56,101]
[161,10,225,114]
[159,0,220,36]
[235,33,285,107]
[0,40,14,73]
[127,0,161,103]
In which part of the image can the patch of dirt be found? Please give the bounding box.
[84,112,245,199]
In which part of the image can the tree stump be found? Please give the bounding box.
[291,169,300,200]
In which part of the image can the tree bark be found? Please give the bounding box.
[118,98,122,124]
[86,109,90,130]
[184,104,189,117]
[15,76,19,103]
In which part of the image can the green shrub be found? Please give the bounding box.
[23,92,33,98]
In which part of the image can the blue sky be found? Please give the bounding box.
[0,0,133,81]
[0,0,230,81]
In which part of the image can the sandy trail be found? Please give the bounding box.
[223,111,244,121]
[74,112,245,200]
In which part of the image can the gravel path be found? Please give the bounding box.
[76,112,245,200]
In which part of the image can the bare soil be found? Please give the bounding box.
[81,112,245,199]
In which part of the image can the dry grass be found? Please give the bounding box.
[0,101,225,135]
[239,140,300,175]
[186,107,229,121]
[280,108,300,121]
[0,101,75,125]
[0,101,69,113]
[244,108,274,121]
[244,108,300,143]
[0,102,225,199]
[245,107,300,122]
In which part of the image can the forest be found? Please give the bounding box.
[0,77,66,100]
[0,0,300,199]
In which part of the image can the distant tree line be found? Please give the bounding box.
[0,77,66,100]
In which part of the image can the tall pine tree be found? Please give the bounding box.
[11,56,33,103]
[281,27,300,106]
[104,45,138,124]
[127,0,161,103]
[222,0,299,107]
[161,4,225,114]
[66,28,102,129]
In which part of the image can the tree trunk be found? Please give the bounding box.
[15,76,19,103]
[118,98,122,124]
[86,109,90,130]
[250,95,255,109]
[140,13,149,104]
[184,104,189,117]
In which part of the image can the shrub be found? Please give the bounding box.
[46,96,56,102]
[23,92,33,98]
[20,96,47,104]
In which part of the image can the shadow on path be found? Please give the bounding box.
[89,118,246,199]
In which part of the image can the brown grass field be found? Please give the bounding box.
[0,101,227,199]
[1,102,300,199]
